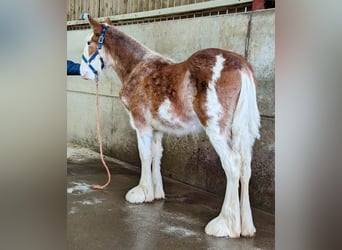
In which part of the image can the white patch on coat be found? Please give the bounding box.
[156,98,186,130]
[158,98,172,120]
[155,99,202,136]
[152,75,202,136]
[205,54,225,133]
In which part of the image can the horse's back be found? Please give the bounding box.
[188,48,252,82]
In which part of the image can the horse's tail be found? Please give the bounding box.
[231,69,260,151]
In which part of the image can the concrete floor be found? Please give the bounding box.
[67,146,274,250]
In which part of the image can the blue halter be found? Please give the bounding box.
[82,25,109,81]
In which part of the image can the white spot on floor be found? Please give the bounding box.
[67,182,93,195]
[159,211,199,237]
[162,211,200,225]
[76,198,105,205]
[68,207,77,215]
[161,225,197,237]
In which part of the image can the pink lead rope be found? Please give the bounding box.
[91,83,111,190]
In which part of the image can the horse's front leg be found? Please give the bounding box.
[152,131,165,199]
[125,128,154,203]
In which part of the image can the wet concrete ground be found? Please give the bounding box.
[67,146,274,250]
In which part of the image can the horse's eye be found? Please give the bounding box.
[87,41,91,45]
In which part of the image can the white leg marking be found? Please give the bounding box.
[240,150,256,237]
[152,131,165,199]
[205,131,241,238]
[125,129,154,203]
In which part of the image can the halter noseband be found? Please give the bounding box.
[82,25,109,82]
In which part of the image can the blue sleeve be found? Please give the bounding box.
[67,60,81,75]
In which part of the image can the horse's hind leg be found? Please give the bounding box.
[204,130,241,238]
[239,146,256,236]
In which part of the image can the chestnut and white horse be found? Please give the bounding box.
[80,16,260,238]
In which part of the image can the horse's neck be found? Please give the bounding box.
[105,27,161,81]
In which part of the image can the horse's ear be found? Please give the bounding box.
[105,17,112,25]
[88,15,102,35]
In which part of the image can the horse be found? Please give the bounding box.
[80,15,260,238]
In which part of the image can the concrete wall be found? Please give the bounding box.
[67,9,275,213]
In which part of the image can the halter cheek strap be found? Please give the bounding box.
[82,25,109,81]
[97,25,109,49]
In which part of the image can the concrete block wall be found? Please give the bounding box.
[67,9,275,213]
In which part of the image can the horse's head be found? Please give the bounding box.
[80,15,112,82]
